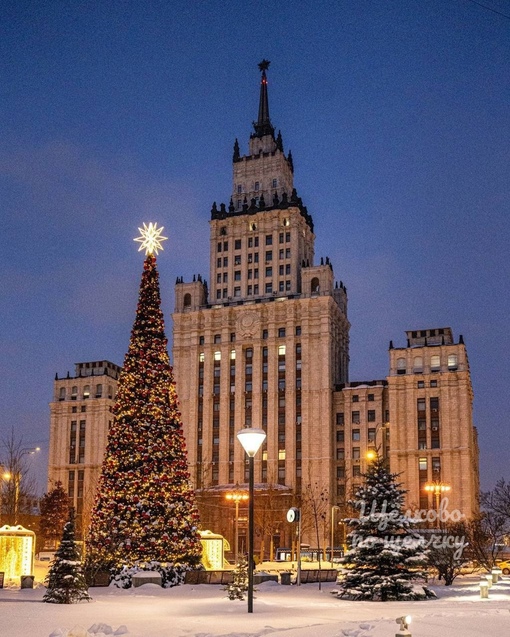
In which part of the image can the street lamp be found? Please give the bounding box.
[237,427,266,614]
[225,484,249,564]
[330,505,343,566]
[424,481,451,528]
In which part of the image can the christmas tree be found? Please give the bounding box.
[43,509,91,604]
[39,481,70,549]
[336,456,428,601]
[86,223,202,584]
[224,556,249,601]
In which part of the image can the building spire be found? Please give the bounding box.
[253,59,274,138]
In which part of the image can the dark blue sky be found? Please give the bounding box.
[1,0,509,492]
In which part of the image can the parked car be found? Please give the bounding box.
[495,560,510,574]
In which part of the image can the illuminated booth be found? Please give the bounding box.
[0,525,35,581]
[199,530,230,570]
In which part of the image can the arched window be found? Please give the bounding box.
[59,387,66,401]
[448,354,458,370]
[430,355,440,372]
[95,384,103,398]
[311,277,320,294]
[413,356,423,373]
[397,358,406,375]
[183,293,191,307]
[71,386,78,400]
[83,385,90,399]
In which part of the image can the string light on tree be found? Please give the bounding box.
[133,222,168,255]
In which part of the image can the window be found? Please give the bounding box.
[230,332,235,342]
[278,345,286,356]
[248,238,253,248]
[419,457,428,471]
[336,412,344,425]
[368,393,374,402]
[368,428,376,442]
[216,289,221,299]
[234,255,241,265]
[254,237,259,247]
[265,250,272,261]
[278,328,286,338]
[265,235,272,245]
[417,381,425,389]
[223,241,228,251]
[352,429,360,442]
[230,349,236,359]
[254,268,259,278]
[95,384,103,398]
[353,466,361,477]
[217,273,222,284]
[285,232,290,242]
[265,282,273,293]
[430,354,440,372]
[430,380,438,387]
[235,239,241,250]
[217,258,221,268]
[296,326,301,336]
[237,184,242,194]
[272,178,277,188]
[254,284,259,295]
[255,181,260,191]
[279,249,284,259]
[254,253,259,263]
[337,466,345,479]
[199,336,205,345]
[223,257,228,267]
[214,351,221,361]
[285,248,291,258]
[247,285,252,295]
[234,270,241,281]
[214,334,221,344]
[279,281,284,292]
[413,356,423,373]
[351,411,360,424]
[448,354,458,370]
[71,386,78,400]
[286,264,291,275]
[397,358,406,374]
[367,410,376,422]
[262,329,268,339]
[234,287,241,297]
[223,272,228,282]
[352,395,359,403]
[59,387,66,400]
[336,448,345,460]
[217,242,222,252]
[279,265,284,276]
[336,431,344,443]
[352,447,360,460]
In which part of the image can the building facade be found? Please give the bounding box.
[48,64,479,552]
[172,64,479,549]
[48,360,120,537]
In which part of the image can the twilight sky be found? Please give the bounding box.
[1,0,509,493]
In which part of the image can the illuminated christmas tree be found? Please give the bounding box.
[86,223,202,584]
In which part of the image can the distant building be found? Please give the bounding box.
[48,361,120,537]
[48,65,479,550]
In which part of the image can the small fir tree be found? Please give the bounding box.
[43,509,91,604]
[225,556,249,600]
[86,227,201,584]
[39,481,70,549]
[336,456,428,601]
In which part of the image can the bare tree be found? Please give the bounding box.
[467,512,508,570]
[426,522,471,585]
[0,429,40,525]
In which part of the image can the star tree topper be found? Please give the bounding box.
[134,222,168,255]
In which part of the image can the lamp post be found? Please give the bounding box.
[424,481,451,528]
[237,427,266,614]
[330,505,342,566]
[225,484,249,564]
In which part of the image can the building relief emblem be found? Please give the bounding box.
[237,311,260,339]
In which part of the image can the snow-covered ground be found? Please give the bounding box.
[2,572,510,637]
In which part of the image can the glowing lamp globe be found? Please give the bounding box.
[237,428,266,457]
